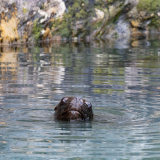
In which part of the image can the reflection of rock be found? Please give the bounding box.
[131,40,150,47]
[0,44,67,96]
[53,67,65,85]
[125,66,144,94]
[0,48,18,81]
[0,47,18,95]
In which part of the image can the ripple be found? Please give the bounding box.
[1,42,160,159]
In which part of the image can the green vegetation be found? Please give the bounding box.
[149,16,160,28]
[51,0,125,38]
[137,0,160,29]
[22,8,28,14]
[59,27,70,38]
[52,0,92,38]
[95,0,118,6]
[137,0,160,12]
[92,19,103,30]
[52,19,71,38]
[32,20,42,41]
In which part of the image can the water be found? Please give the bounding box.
[1,40,160,159]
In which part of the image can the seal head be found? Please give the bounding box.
[54,97,93,121]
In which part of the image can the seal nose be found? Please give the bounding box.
[75,97,81,103]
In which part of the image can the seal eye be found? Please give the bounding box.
[85,101,92,108]
[61,97,68,104]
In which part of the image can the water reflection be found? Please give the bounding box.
[0,41,160,159]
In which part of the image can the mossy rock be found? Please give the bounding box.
[137,0,160,12]
[149,15,160,29]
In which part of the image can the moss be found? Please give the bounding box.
[92,19,103,30]
[52,18,71,38]
[22,8,28,14]
[51,0,93,38]
[76,9,87,19]
[111,9,122,23]
[95,0,121,8]
[149,15,160,28]
[51,0,124,38]
[32,20,42,41]
[95,0,117,5]
[60,28,70,38]
[137,0,160,29]
[137,0,160,12]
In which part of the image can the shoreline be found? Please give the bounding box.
[0,33,160,48]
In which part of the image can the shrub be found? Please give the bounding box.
[32,20,42,41]
[149,16,160,28]
[60,28,70,38]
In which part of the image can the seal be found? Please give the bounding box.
[54,97,93,121]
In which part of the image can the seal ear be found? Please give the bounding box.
[61,97,69,104]
[54,106,57,110]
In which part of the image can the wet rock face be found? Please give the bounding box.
[0,0,160,45]
[0,0,66,44]
[0,3,19,44]
[54,97,93,121]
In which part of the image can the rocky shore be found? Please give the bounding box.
[0,0,160,46]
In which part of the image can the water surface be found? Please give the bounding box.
[1,40,160,159]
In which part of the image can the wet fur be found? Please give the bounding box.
[54,97,93,121]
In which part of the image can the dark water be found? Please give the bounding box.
[1,40,160,159]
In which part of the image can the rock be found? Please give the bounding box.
[42,27,52,40]
[0,0,66,45]
[93,8,104,21]
[115,17,131,38]
[0,0,160,44]
[131,28,146,40]
[130,20,141,28]
[131,40,150,47]
[56,0,66,18]
[0,4,19,44]
[40,29,46,35]
[72,37,78,42]
[140,11,147,18]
